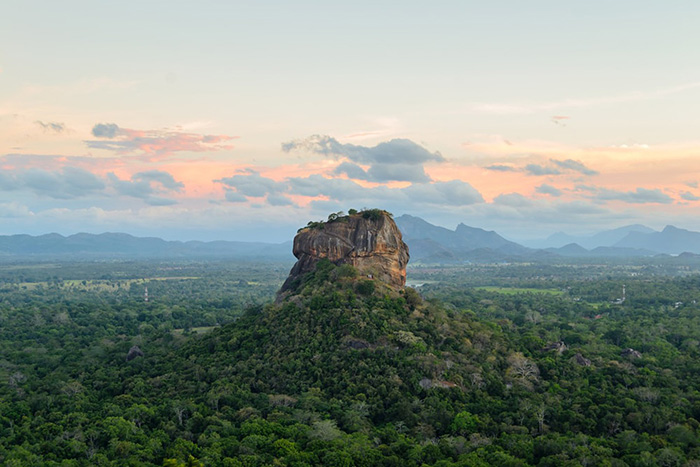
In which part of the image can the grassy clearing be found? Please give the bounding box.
[475,286,565,296]
[11,276,200,292]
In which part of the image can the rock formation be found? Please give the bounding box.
[279,210,409,294]
[126,345,144,362]
[621,348,642,359]
[542,341,567,354]
[573,353,591,367]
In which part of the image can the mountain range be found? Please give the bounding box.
[0,232,293,260]
[529,224,656,250]
[394,215,700,262]
[2,216,700,261]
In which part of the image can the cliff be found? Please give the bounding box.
[279,210,409,294]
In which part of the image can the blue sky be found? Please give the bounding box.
[1,1,700,242]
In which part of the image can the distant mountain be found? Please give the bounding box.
[545,243,590,257]
[395,214,531,262]
[586,224,656,249]
[6,219,700,263]
[529,224,656,249]
[544,243,656,258]
[395,215,679,262]
[0,232,294,260]
[614,225,700,254]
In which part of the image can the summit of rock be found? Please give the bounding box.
[279,210,409,294]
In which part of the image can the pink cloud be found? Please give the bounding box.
[85,123,237,160]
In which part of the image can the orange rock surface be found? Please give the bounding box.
[280,211,409,292]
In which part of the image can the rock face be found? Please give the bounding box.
[280,211,409,293]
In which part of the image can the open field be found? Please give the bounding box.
[474,286,565,295]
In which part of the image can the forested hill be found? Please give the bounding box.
[171,264,700,465]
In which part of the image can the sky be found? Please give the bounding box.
[2,1,700,243]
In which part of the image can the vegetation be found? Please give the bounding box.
[1,258,700,465]
[300,208,392,232]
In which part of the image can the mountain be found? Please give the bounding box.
[546,243,590,257]
[395,215,674,261]
[0,232,294,260]
[529,224,656,249]
[546,243,657,258]
[394,214,530,261]
[586,224,656,249]
[615,225,700,254]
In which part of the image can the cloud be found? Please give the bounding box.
[493,193,534,208]
[224,191,247,203]
[471,197,624,234]
[85,123,236,159]
[525,164,561,176]
[108,170,184,205]
[591,187,674,204]
[132,170,184,191]
[523,158,597,177]
[283,135,444,182]
[283,135,444,164]
[35,121,66,133]
[402,180,484,206]
[220,170,484,209]
[144,196,178,206]
[536,184,562,197]
[334,161,431,183]
[92,123,120,138]
[0,202,34,218]
[216,171,284,197]
[680,191,700,201]
[333,162,370,180]
[0,167,105,199]
[287,174,367,199]
[267,194,294,206]
[551,158,598,176]
[484,164,517,172]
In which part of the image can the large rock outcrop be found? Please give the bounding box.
[279,210,409,294]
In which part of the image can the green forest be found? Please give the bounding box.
[2,258,700,466]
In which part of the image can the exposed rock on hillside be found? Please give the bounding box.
[573,353,592,367]
[279,210,409,294]
[622,348,642,359]
[126,345,144,361]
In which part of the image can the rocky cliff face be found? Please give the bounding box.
[279,211,409,293]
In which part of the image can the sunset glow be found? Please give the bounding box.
[2,2,699,242]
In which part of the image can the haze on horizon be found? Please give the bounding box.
[1,1,699,243]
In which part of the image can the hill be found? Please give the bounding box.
[0,232,293,260]
[533,224,655,249]
[615,225,700,254]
